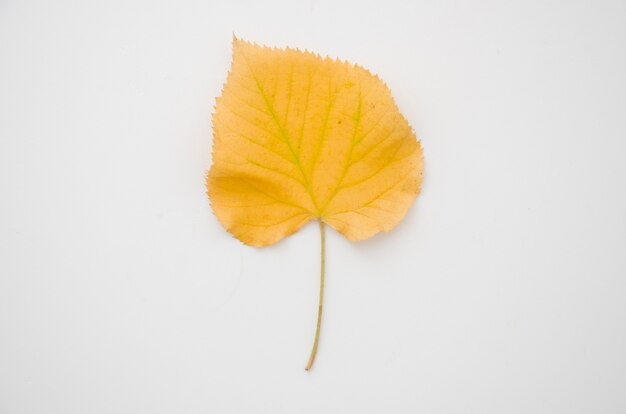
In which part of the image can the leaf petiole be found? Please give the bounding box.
[305,220,326,371]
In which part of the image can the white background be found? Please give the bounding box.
[1,0,625,413]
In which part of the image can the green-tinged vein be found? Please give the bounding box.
[339,146,412,190]
[327,167,417,216]
[238,50,320,212]
[219,121,295,167]
[212,177,308,212]
[236,212,309,228]
[320,88,362,214]
[355,110,395,145]
[227,90,273,117]
[219,157,305,186]
[350,125,398,165]
[309,78,336,184]
[220,103,283,143]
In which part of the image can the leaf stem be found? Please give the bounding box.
[305,221,326,371]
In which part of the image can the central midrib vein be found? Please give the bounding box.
[241,53,320,214]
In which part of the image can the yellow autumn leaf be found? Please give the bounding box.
[206,38,424,370]
[207,38,423,247]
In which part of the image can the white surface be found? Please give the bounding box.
[1,0,625,412]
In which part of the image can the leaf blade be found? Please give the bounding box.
[207,38,423,246]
